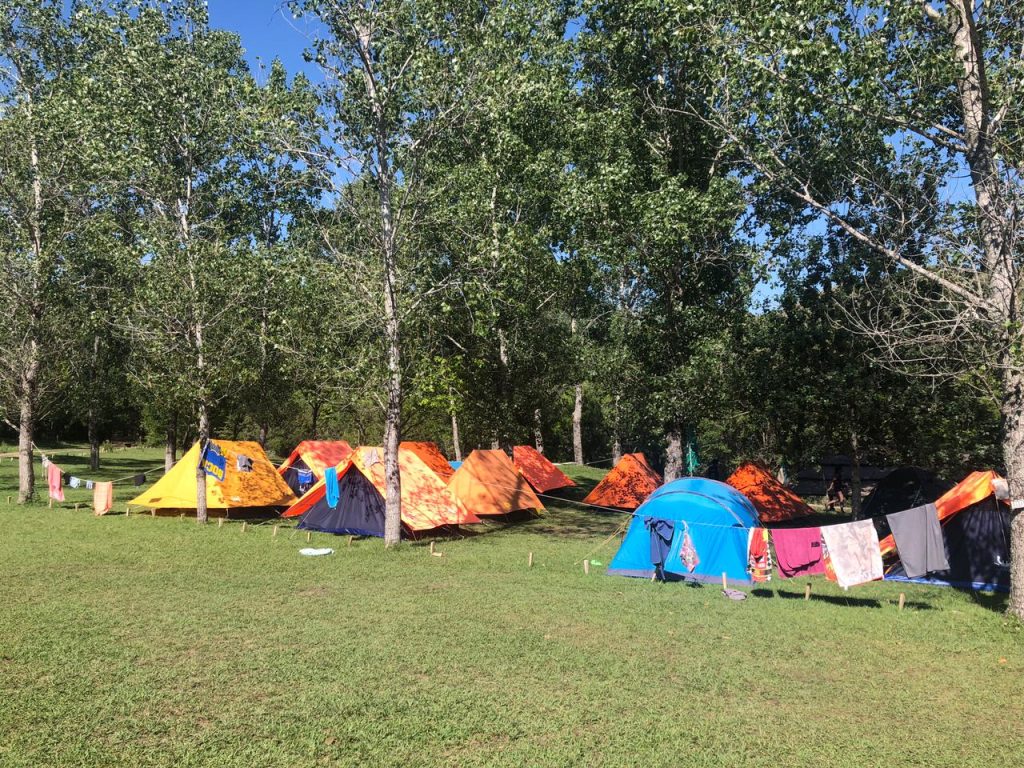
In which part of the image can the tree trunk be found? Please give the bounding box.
[310,401,321,440]
[1001,368,1024,618]
[196,402,209,524]
[850,430,862,519]
[611,393,622,465]
[17,341,38,504]
[381,318,402,547]
[88,334,100,471]
[664,427,683,483]
[88,408,100,472]
[533,409,544,454]
[165,413,177,473]
[451,410,462,462]
[258,422,268,449]
[572,383,584,465]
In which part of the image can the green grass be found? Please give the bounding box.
[1,448,1022,767]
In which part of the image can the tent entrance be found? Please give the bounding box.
[298,467,386,537]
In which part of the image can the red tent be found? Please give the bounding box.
[512,445,575,493]
[582,453,662,510]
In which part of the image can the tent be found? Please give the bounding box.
[278,440,353,497]
[283,446,480,537]
[725,461,813,523]
[400,441,454,482]
[130,440,297,516]
[512,445,575,493]
[447,449,545,518]
[879,470,1011,592]
[861,466,953,519]
[608,477,760,584]
[582,453,662,510]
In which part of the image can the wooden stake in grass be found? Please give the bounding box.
[75,503,80,513]
[898,592,906,611]
[7,495,11,505]
[583,559,590,576]
[241,522,247,534]
[528,552,533,568]
[347,535,353,548]
[430,541,435,555]
[306,531,311,543]
[804,583,811,601]
[48,498,53,509]
[218,518,224,529]
[273,525,279,538]
[722,572,727,591]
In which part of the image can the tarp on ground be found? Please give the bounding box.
[725,461,813,523]
[609,477,760,584]
[283,446,480,535]
[512,445,575,493]
[447,449,545,517]
[130,440,297,513]
[582,453,662,510]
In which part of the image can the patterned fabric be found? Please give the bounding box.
[679,527,700,572]
[92,482,114,516]
[747,527,772,582]
[820,520,883,588]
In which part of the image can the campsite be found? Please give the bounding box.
[3,0,1024,766]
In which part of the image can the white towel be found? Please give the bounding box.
[299,548,335,557]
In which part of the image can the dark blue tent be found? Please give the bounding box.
[608,477,760,584]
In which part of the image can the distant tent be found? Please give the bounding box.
[447,449,545,518]
[725,461,813,523]
[400,441,454,482]
[880,470,1011,591]
[278,440,353,497]
[608,478,760,584]
[512,445,575,493]
[283,446,480,537]
[582,453,662,510]
[861,466,953,520]
[130,440,296,516]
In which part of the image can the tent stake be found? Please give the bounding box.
[721,572,727,591]
[306,531,311,543]
[241,522,247,534]
[804,583,811,601]
[583,559,590,576]
[218,518,224,529]
[347,536,353,547]
[898,592,906,611]
[48,498,52,508]
[528,552,533,568]
[75,504,80,513]
[430,541,435,555]
[273,525,278,538]
[7,496,11,505]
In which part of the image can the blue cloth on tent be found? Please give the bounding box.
[324,466,340,509]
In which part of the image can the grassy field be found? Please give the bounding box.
[1,446,1022,767]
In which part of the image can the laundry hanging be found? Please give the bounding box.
[47,462,64,502]
[92,482,114,516]
[886,503,949,578]
[820,520,883,588]
[770,527,826,578]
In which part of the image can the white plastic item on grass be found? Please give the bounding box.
[299,547,335,557]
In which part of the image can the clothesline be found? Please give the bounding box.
[39,453,167,488]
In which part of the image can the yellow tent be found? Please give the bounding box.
[129,440,297,516]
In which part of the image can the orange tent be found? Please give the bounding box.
[726,461,813,523]
[278,440,353,477]
[582,453,662,510]
[512,445,575,493]
[283,446,479,534]
[879,470,1003,556]
[447,449,545,517]
[400,441,454,482]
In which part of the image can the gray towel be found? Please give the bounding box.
[886,503,949,578]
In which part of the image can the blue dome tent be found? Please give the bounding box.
[608,477,760,584]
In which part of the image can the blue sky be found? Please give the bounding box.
[208,1,318,80]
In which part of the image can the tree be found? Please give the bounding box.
[696,1,1024,614]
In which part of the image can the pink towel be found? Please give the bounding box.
[770,527,825,578]
[47,462,64,502]
[93,482,113,516]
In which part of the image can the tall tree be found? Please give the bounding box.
[696,0,1024,616]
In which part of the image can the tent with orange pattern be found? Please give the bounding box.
[278,440,353,497]
[129,440,297,516]
[582,453,662,510]
[282,446,480,537]
[513,445,575,493]
[878,470,1011,591]
[447,449,545,518]
[400,441,454,482]
[725,461,813,523]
